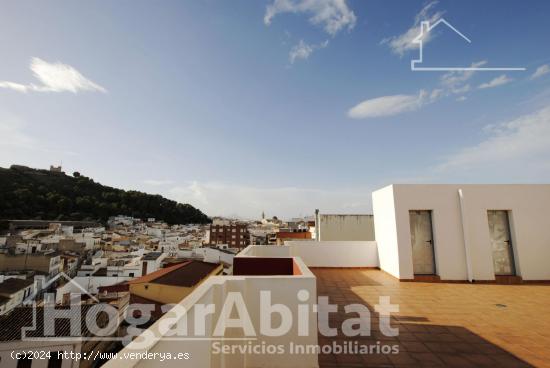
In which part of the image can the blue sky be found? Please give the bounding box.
[1,0,550,219]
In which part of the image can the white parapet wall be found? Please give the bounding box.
[239,242,379,268]
[103,256,318,368]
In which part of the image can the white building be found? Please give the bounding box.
[77,257,107,277]
[141,252,166,275]
[55,275,131,303]
[72,232,101,250]
[0,277,35,315]
[106,256,142,278]
[203,246,236,267]
[146,227,164,239]
[372,184,550,281]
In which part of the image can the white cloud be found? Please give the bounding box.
[381,1,444,56]
[429,88,444,100]
[289,39,328,63]
[264,0,356,36]
[451,84,471,95]
[478,74,513,89]
[0,81,29,93]
[168,181,372,219]
[0,57,106,94]
[346,60,492,120]
[530,64,550,80]
[440,60,487,89]
[438,105,550,177]
[347,91,429,119]
[143,179,175,186]
[456,96,467,102]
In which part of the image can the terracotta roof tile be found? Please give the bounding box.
[128,261,220,287]
[127,261,192,285]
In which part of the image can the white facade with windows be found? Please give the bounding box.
[372,184,550,281]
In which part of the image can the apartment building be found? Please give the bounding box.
[209,222,249,248]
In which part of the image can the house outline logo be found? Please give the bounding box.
[21,272,101,341]
[410,18,526,72]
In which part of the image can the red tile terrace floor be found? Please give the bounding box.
[312,268,550,368]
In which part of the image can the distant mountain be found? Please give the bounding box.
[0,165,210,225]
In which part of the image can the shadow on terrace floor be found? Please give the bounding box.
[312,268,550,368]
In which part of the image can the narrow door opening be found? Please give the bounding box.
[487,210,516,276]
[409,210,436,275]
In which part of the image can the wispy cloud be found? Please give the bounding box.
[143,179,175,186]
[289,39,328,63]
[348,91,430,119]
[478,74,513,89]
[264,0,356,36]
[346,60,505,120]
[0,57,106,94]
[530,64,550,80]
[440,60,487,90]
[381,1,443,56]
[438,105,550,178]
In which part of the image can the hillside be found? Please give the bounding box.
[0,165,210,225]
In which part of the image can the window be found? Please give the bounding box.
[129,273,134,277]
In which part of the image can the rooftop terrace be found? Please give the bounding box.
[314,268,550,367]
[105,243,550,368]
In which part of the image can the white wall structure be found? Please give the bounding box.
[246,242,379,268]
[204,247,235,266]
[55,276,132,303]
[316,214,375,241]
[372,184,550,281]
[103,252,317,368]
[141,253,167,275]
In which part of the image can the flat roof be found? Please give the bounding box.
[143,252,163,260]
[313,268,550,367]
[0,278,34,295]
